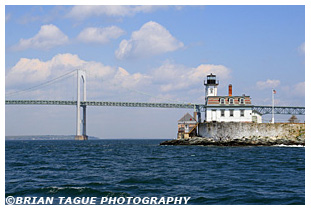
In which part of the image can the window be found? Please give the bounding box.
[240,109,245,117]
[229,109,234,117]
[240,98,245,104]
[220,98,225,104]
[210,88,213,94]
[229,98,234,105]
[221,110,225,117]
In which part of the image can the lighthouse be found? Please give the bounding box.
[204,73,219,105]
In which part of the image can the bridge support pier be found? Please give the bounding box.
[75,69,88,140]
[74,105,88,140]
[82,105,87,139]
[75,135,88,140]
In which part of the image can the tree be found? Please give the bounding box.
[288,115,299,123]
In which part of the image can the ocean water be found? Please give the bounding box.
[5,140,305,205]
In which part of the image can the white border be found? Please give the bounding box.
[2,0,309,209]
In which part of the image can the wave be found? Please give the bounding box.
[272,144,305,147]
[6,186,106,197]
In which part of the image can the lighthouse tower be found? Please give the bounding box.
[204,73,219,104]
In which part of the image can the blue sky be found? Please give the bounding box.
[5,5,305,138]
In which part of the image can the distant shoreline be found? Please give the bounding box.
[5,135,99,140]
[5,136,169,141]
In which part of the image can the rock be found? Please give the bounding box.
[160,136,305,146]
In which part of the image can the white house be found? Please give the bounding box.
[204,73,262,123]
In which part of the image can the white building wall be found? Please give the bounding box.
[251,112,262,123]
[205,108,262,123]
[205,85,218,97]
[207,87,217,97]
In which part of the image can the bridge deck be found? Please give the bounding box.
[5,100,305,115]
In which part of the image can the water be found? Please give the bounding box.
[5,140,305,204]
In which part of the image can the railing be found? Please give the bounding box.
[252,105,305,115]
[5,100,305,115]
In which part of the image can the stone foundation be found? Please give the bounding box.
[198,122,305,141]
[160,122,305,146]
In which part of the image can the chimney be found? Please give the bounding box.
[228,84,232,96]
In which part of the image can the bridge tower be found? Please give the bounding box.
[75,69,88,140]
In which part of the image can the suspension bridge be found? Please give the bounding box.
[5,69,305,140]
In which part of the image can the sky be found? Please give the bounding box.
[4,4,306,139]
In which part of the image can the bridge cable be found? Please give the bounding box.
[6,69,77,98]
[120,85,188,104]
[86,69,188,104]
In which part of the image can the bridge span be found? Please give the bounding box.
[5,70,305,140]
[5,99,305,115]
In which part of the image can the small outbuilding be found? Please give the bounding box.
[177,113,198,139]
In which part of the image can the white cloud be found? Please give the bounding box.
[5,53,150,99]
[131,5,168,14]
[113,67,151,89]
[49,53,86,67]
[256,79,280,90]
[298,42,305,54]
[77,26,125,44]
[294,81,305,97]
[67,5,167,20]
[11,24,68,51]
[6,54,85,87]
[6,13,11,22]
[115,21,184,59]
[6,53,230,104]
[6,58,51,86]
[16,6,67,24]
[277,81,305,106]
[152,61,231,92]
[190,64,231,83]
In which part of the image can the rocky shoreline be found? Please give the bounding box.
[160,136,305,146]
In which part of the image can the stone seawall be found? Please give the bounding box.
[198,122,305,141]
[160,122,305,146]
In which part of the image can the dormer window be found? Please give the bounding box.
[240,98,245,104]
[229,98,234,105]
[220,98,225,104]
